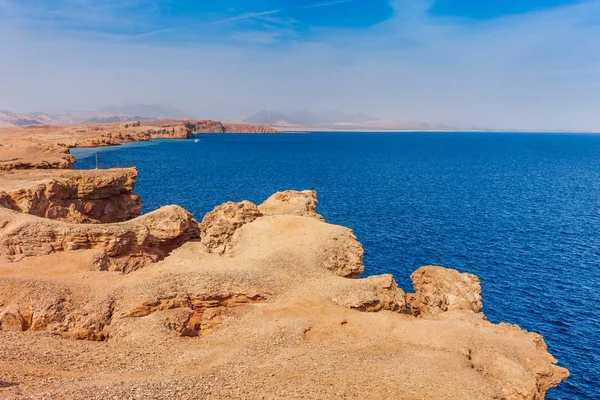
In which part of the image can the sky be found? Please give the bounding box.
[1,0,600,130]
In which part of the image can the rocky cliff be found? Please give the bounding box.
[186,120,278,133]
[0,127,569,399]
[0,168,142,223]
[0,119,278,170]
[0,204,199,273]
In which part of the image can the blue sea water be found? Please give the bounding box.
[72,132,600,399]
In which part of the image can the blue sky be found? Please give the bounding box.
[1,0,600,130]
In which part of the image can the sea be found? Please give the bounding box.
[71,132,600,399]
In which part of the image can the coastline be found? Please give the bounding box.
[0,120,570,399]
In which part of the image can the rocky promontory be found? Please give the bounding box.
[0,168,142,223]
[0,119,278,170]
[0,125,569,399]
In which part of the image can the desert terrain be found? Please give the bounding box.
[0,121,568,399]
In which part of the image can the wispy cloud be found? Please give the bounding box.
[133,0,358,39]
[133,10,282,39]
[301,0,357,9]
[2,0,600,130]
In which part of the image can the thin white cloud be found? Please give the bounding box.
[2,0,600,130]
[133,0,358,39]
[302,0,357,9]
[133,10,281,38]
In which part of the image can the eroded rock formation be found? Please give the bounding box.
[0,168,141,223]
[0,205,199,273]
[0,119,278,171]
[187,120,278,134]
[407,266,483,317]
[329,274,408,313]
[258,190,324,220]
[199,200,262,254]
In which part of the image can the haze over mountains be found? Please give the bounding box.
[247,110,376,126]
[3,105,585,132]
[0,105,458,131]
[0,104,191,128]
[245,109,457,131]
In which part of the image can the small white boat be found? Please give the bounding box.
[194,139,200,143]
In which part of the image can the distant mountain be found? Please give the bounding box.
[245,109,457,132]
[0,104,187,128]
[83,115,154,124]
[247,109,377,126]
[0,110,66,126]
[247,111,290,125]
[99,104,191,120]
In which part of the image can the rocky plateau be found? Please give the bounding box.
[0,121,569,399]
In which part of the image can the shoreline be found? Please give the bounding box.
[0,119,570,399]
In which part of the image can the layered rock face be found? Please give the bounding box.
[0,168,142,223]
[187,120,278,134]
[0,119,278,170]
[0,205,199,273]
[0,141,75,171]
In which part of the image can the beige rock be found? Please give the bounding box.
[406,265,483,317]
[0,205,569,398]
[0,120,278,171]
[320,229,365,277]
[0,205,199,272]
[258,190,324,220]
[0,168,142,223]
[329,274,408,313]
[0,307,28,331]
[199,200,262,253]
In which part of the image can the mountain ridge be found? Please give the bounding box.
[0,104,189,128]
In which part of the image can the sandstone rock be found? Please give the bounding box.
[163,307,196,335]
[0,205,199,273]
[406,266,483,317]
[0,142,74,171]
[0,168,142,223]
[0,201,570,398]
[199,201,262,254]
[0,279,114,341]
[0,307,29,331]
[0,120,277,171]
[200,306,233,336]
[329,274,408,313]
[222,123,279,133]
[258,190,324,220]
[320,229,365,278]
[186,120,278,134]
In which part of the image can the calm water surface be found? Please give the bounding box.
[72,132,600,399]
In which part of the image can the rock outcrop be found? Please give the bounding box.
[320,228,365,278]
[0,197,568,399]
[0,141,75,171]
[406,266,483,317]
[0,119,278,171]
[258,190,324,220]
[199,201,262,254]
[329,274,408,313]
[187,120,278,134]
[0,168,142,223]
[0,205,199,273]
